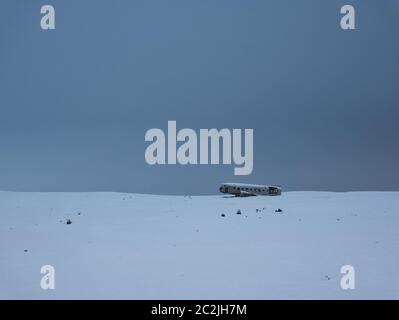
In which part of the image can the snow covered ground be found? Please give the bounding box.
[0,191,398,299]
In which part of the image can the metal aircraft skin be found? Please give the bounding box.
[219,183,282,197]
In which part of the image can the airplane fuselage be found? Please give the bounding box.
[219,183,282,197]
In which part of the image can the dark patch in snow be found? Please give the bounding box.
[221,214,225,217]
[66,219,72,225]
[236,210,242,215]
[275,208,283,213]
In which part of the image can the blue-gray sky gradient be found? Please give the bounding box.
[0,0,398,194]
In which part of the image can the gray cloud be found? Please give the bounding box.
[0,0,398,194]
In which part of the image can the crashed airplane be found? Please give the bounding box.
[219,183,282,197]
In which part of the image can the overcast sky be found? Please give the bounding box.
[0,0,398,194]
